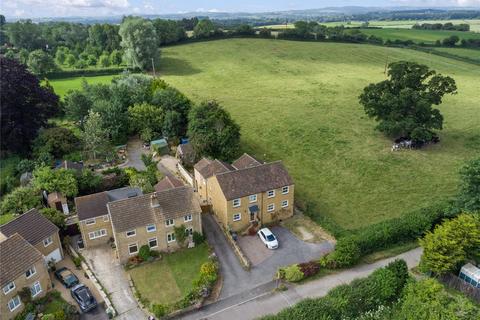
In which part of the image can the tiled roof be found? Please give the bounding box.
[108,186,201,233]
[75,187,142,221]
[194,158,233,179]
[154,176,184,192]
[0,209,58,246]
[232,153,262,170]
[0,233,44,287]
[215,161,294,200]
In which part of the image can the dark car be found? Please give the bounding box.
[71,284,97,313]
[54,267,79,288]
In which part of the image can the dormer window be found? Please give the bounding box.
[233,199,241,208]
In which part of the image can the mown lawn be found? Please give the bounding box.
[160,38,480,231]
[359,27,480,44]
[49,74,117,98]
[128,243,210,305]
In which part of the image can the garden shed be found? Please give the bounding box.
[151,138,169,155]
[459,263,480,288]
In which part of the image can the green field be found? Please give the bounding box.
[359,28,480,44]
[160,38,480,230]
[49,74,117,97]
[433,47,480,61]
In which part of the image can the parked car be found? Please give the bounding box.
[71,284,98,313]
[257,228,279,249]
[55,267,79,288]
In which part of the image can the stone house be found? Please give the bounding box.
[0,209,64,264]
[194,154,294,232]
[0,233,52,320]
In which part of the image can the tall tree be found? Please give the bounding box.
[359,61,457,142]
[128,103,164,141]
[119,17,158,71]
[64,88,93,125]
[0,58,59,155]
[82,110,110,160]
[32,127,80,159]
[188,100,241,161]
[193,19,215,38]
[7,19,45,50]
[27,50,56,76]
[0,186,42,215]
[32,166,78,197]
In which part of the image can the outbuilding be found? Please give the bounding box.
[459,263,480,288]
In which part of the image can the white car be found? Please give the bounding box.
[257,228,279,249]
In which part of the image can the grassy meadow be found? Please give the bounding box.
[49,74,117,98]
[160,38,480,230]
[432,47,480,61]
[359,28,480,44]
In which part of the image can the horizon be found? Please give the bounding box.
[2,1,480,19]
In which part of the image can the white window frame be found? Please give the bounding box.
[128,243,138,255]
[232,198,241,208]
[249,194,257,203]
[103,215,110,222]
[282,186,289,194]
[126,229,136,238]
[233,213,241,222]
[8,296,21,312]
[43,236,53,247]
[267,204,275,212]
[148,237,158,249]
[184,214,193,222]
[85,218,96,225]
[146,224,156,233]
[165,219,174,227]
[88,229,107,240]
[30,281,42,297]
[167,233,176,243]
[281,200,289,208]
[267,190,275,198]
[3,282,15,295]
[185,227,193,236]
[26,266,36,279]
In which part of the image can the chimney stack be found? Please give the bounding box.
[150,193,160,208]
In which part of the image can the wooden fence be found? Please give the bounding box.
[439,273,480,303]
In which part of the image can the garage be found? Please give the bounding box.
[44,248,63,264]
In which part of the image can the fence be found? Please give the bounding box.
[439,273,480,303]
[177,163,194,186]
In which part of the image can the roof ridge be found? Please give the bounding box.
[217,160,282,177]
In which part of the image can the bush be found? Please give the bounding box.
[72,256,82,269]
[284,264,304,282]
[326,237,361,268]
[192,231,205,245]
[298,261,320,277]
[151,303,167,318]
[138,245,151,261]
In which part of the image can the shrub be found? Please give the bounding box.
[149,250,160,258]
[151,303,167,318]
[326,237,361,268]
[192,231,205,245]
[298,261,320,277]
[72,256,82,269]
[284,264,304,282]
[138,245,151,261]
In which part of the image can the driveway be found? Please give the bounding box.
[120,136,147,171]
[202,214,334,300]
[81,245,146,320]
[52,255,108,320]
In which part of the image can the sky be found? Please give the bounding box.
[1,0,480,19]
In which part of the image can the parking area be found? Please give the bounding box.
[238,226,334,268]
[51,255,108,320]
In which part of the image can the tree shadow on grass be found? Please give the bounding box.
[159,57,201,76]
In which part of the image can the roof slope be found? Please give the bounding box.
[194,158,233,179]
[108,186,201,233]
[232,153,262,170]
[215,161,293,200]
[0,209,58,245]
[0,233,44,287]
[154,176,184,192]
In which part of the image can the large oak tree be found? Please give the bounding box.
[0,58,59,155]
[359,61,457,142]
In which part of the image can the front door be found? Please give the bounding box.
[250,211,255,222]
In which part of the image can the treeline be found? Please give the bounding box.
[413,22,470,31]
[353,9,480,22]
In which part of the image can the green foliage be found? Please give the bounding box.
[128,103,164,141]
[77,169,102,195]
[359,61,457,141]
[419,213,480,274]
[326,237,361,268]
[82,110,111,160]
[174,224,188,247]
[109,49,123,66]
[188,100,240,161]
[138,245,151,261]
[193,19,215,38]
[64,88,93,125]
[33,126,80,159]
[27,49,56,76]
[39,208,66,229]
[98,53,110,67]
[192,231,205,245]
[72,256,82,268]
[397,278,480,320]
[284,264,304,282]
[126,167,155,193]
[151,303,167,318]
[16,159,36,175]
[32,166,78,197]
[457,157,480,212]
[119,17,158,71]
[0,186,41,215]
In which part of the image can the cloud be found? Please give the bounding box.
[10,0,130,9]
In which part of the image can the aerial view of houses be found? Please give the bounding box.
[1,2,480,320]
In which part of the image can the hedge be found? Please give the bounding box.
[45,67,136,79]
[263,259,409,320]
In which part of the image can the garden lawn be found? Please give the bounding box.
[128,243,210,305]
[160,38,480,231]
[358,27,480,44]
[49,74,117,98]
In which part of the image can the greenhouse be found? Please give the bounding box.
[459,263,480,288]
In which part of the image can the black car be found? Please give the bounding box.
[71,284,98,313]
[54,267,79,288]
